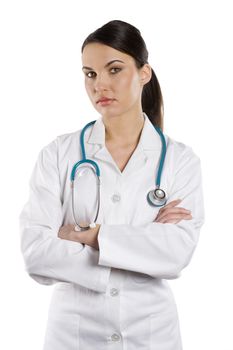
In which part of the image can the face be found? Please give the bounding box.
[81,43,151,118]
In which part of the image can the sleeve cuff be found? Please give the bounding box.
[85,244,111,293]
[97,224,117,268]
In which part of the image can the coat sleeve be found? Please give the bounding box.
[97,146,205,279]
[19,139,110,293]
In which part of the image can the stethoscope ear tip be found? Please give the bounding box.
[74,223,96,231]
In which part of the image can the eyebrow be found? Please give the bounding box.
[82,59,125,71]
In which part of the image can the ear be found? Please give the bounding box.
[139,64,152,86]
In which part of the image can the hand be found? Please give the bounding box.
[58,224,101,250]
[154,199,192,224]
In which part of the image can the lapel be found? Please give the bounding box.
[85,113,162,176]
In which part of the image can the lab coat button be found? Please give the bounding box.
[111,333,121,342]
[110,288,119,296]
[111,194,121,202]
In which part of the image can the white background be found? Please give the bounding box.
[0,0,232,349]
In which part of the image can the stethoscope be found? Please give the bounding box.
[70,117,167,231]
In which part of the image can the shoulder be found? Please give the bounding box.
[57,128,82,144]
[164,134,201,169]
[38,128,82,160]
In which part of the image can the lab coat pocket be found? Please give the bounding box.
[43,313,80,350]
[150,309,182,350]
[43,283,80,350]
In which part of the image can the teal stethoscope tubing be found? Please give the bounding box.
[71,119,167,231]
[71,121,101,180]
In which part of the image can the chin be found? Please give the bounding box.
[97,106,130,119]
[96,109,118,118]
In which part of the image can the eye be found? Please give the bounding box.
[110,67,121,74]
[85,71,96,78]
[84,67,121,79]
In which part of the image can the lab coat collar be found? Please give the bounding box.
[86,112,161,150]
[85,113,163,176]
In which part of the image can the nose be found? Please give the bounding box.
[94,72,110,92]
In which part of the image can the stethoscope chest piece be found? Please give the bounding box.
[147,188,167,207]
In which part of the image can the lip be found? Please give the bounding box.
[96,97,115,106]
[96,97,113,103]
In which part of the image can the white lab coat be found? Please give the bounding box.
[19,113,205,350]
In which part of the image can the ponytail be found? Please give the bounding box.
[142,68,164,130]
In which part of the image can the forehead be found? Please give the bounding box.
[82,43,134,67]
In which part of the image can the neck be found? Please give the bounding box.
[103,111,145,146]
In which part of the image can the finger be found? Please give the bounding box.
[157,218,179,224]
[156,207,191,221]
[58,227,67,239]
[59,229,73,240]
[58,225,79,240]
[159,216,193,224]
[157,200,182,214]
[160,218,181,224]
[163,199,182,209]
[166,212,192,221]
[155,212,192,222]
[156,214,192,223]
[160,207,191,215]
[157,209,191,221]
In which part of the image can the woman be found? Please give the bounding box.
[19,20,205,350]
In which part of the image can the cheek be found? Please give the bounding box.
[118,72,141,99]
[85,80,91,91]
[85,81,94,99]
